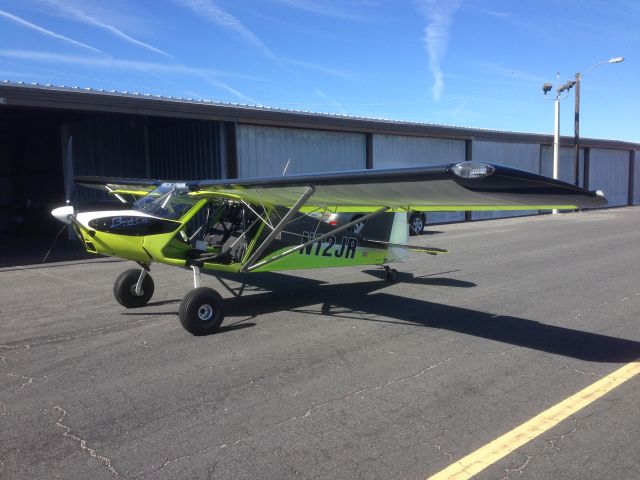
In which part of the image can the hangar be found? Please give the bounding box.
[1,81,638,238]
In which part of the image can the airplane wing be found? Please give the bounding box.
[189,162,607,212]
[75,176,163,196]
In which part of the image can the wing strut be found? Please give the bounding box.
[241,186,315,272]
[244,206,390,272]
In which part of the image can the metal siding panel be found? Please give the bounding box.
[237,125,366,178]
[588,148,629,206]
[372,134,465,168]
[540,145,584,185]
[372,134,466,223]
[471,141,540,220]
[634,151,640,205]
[149,120,221,180]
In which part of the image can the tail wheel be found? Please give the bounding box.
[179,287,224,336]
[385,268,398,282]
[409,213,425,236]
[114,269,154,308]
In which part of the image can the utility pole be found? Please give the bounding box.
[573,57,624,188]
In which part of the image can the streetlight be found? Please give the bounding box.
[543,73,576,213]
[573,56,625,186]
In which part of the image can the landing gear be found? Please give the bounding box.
[383,265,398,282]
[409,213,425,236]
[113,268,154,308]
[179,287,224,336]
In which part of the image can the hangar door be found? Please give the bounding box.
[471,140,540,220]
[372,134,466,224]
[236,125,366,177]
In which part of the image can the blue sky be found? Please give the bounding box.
[0,0,637,142]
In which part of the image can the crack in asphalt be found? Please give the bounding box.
[8,373,35,390]
[133,358,453,478]
[303,358,449,419]
[546,425,579,455]
[499,454,533,480]
[52,406,120,478]
[13,265,102,289]
[0,317,166,366]
[562,290,640,324]
[0,372,37,419]
[422,441,454,460]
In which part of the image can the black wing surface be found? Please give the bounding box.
[188,162,607,212]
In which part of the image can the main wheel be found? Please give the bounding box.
[113,269,154,308]
[409,213,425,236]
[179,287,224,336]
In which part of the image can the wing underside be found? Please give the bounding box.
[188,162,607,212]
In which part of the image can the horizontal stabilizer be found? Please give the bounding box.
[362,239,448,255]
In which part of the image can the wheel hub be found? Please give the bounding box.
[129,285,144,297]
[197,304,214,321]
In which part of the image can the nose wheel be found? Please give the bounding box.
[113,268,155,308]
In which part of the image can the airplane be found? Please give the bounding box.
[51,161,607,336]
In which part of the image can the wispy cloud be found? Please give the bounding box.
[285,59,352,80]
[416,0,460,101]
[314,89,347,114]
[175,0,278,62]
[0,49,257,103]
[0,8,103,54]
[41,0,174,58]
[273,0,363,21]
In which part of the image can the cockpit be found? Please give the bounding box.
[133,183,199,221]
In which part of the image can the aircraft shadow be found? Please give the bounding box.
[207,271,640,363]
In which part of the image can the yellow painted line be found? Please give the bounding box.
[427,359,640,480]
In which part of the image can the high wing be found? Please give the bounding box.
[188,162,607,211]
[75,176,163,197]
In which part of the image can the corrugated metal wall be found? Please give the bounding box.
[372,134,466,223]
[540,146,584,186]
[70,116,146,178]
[236,125,366,177]
[148,120,222,180]
[634,151,640,205]
[588,148,629,207]
[471,140,540,220]
[65,115,638,222]
[67,116,224,204]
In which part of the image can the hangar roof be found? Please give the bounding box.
[1,81,638,151]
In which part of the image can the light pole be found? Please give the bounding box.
[543,74,576,213]
[573,56,624,186]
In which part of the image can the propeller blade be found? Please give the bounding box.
[64,135,74,205]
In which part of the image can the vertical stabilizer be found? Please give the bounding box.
[386,212,409,262]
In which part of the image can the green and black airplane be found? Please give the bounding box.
[52,162,606,335]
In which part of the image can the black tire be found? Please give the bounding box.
[409,213,425,236]
[386,268,398,282]
[179,287,224,336]
[113,269,154,308]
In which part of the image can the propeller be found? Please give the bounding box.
[51,135,76,224]
[64,135,75,207]
[44,136,77,262]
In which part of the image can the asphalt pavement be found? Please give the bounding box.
[1,207,640,480]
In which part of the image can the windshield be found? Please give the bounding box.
[133,183,199,220]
